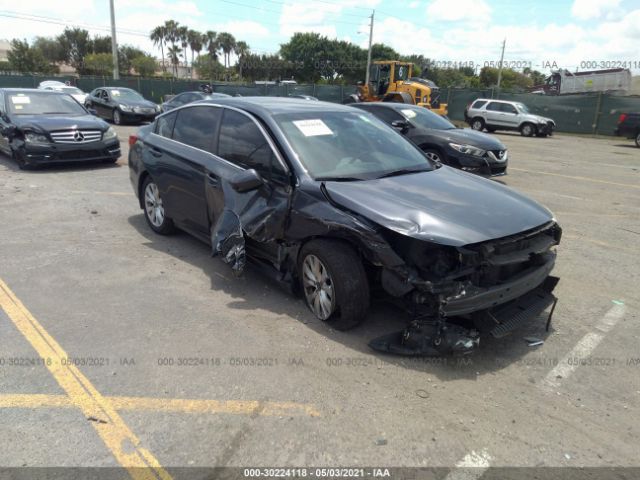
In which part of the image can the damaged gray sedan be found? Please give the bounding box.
[128,97,561,355]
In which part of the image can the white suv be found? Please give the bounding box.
[464,99,555,137]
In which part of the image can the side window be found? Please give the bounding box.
[501,103,517,114]
[172,106,220,152]
[0,92,5,113]
[218,109,287,183]
[486,102,502,111]
[369,107,404,125]
[472,100,487,109]
[415,89,422,103]
[101,90,110,101]
[155,111,177,138]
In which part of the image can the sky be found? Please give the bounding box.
[1,0,639,73]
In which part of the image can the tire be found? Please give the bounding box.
[112,109,122,125]
[520,122,536,137]
[342,94,360,104]
[422,148,445,165]
[471,118,485,131]
[142,176,175,234]
[635,132,640,148]
[298,239,369,330]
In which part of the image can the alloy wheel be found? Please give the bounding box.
[302,254,335,320]
[425,151,441,162]
[144,182,164,227]
[472,120,483,130]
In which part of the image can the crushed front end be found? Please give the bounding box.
[370,221,562,356]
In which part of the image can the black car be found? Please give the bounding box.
[129,97,560,355]
[0,88,120,169]
[614,112,640,147]
[85,87,159,125]
[352,103,509,176]
[161,91,231,112]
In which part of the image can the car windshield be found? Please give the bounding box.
[516,103,530,113]
[275,111,433,180]
[110,89,143,101]
[6,92,86,115]
[398,107,456,130]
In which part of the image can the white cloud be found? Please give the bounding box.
[426,0,491,23]
[571,0,623,21]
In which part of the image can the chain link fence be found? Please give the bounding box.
[1,73,638,136]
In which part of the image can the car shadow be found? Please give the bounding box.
[127,213,556,380]
[613,143,638,149]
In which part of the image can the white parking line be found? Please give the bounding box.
[444,450,492,480]
[543,303,626,390]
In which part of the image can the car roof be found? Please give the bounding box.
[0,88,64,95]
[190,96,355,116]
[101,86,136,91]
[473,98,513,103]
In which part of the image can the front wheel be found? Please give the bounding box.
[471,118,485,131]
[422,148,445,165]
[112,109,122,125]
[298,239,369,330]
[520,123,536,137]
[142,176,175,234]
[635,132,640,148]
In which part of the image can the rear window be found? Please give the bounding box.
[471,100,487,109]
[155,111,177,138]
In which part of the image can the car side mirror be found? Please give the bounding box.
[391,119,411,133]
[88,108,98,116]
[229,169,263,193]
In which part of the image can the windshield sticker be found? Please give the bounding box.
[111,90,121,96]
[14,105,23,110]
[293,119,333,137]
[401,109,417,118]
[11,96,31,104]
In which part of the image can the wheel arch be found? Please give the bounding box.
[137,170,150,209]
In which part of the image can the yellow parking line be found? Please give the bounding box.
[0,278,171,480]
[0,394,320,417]
[509,167,640,190]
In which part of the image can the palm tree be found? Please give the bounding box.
[205,31,219,62]
[187,29,203,79]
[150,25,167,72]
[234,40,250,80]
[164,20,179,52]
[177,26,188,68]
[216,32,236,68]
[167,45,182,77]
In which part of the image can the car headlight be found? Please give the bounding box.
[24,132,49,144]
[103,126,117,140]
[449,143,486,157]
[119,104,132,112]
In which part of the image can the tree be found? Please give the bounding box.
[234,40,250,80]
[33,37,65,63]
[119,45,146,74]
[150,25,167,72]
[193,55,225,80]
[83,53,113,76]
[280,32,334,82]
[187,29,203,78]
[131,55,157,77]
[216,32,236,69]
[7,39,54,73]
[57,27,92,72]
[205,31,219,62]
[91,35,112,54]
[167,45,182,77]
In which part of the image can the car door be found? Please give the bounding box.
[146,105,222,237]
[500,102,519,128]
[212,108,292,262]
[102,90,117,118]
[484,101,503,126]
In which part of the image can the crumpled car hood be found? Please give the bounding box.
[324,166,554,246]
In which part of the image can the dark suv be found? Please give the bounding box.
[128,98,561,355]
[614,113,640,147]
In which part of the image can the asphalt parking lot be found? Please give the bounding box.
[0,126,638,477]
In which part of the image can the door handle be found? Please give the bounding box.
[207,173,220,187]
[149,147,162,158]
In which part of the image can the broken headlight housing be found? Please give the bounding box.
[24,132,50,144]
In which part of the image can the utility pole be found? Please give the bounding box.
[364,10,375,86]
[496,38,506,91]
[109,0,119,79]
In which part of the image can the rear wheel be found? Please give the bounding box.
[142,176,175,234]
[298,239,369,330]
[520,122,536,137]
[471,118,485,131]
[635,132,640,148]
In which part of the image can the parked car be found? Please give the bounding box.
[289,94,319,101]
[465,99,555,137]
[85,87,159,125]
[161,91,231,112]
[0,88,120,169]
[351,102,508,176]
[37,81,88,105]
[614,112,640,147]
[128,97,561,355]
